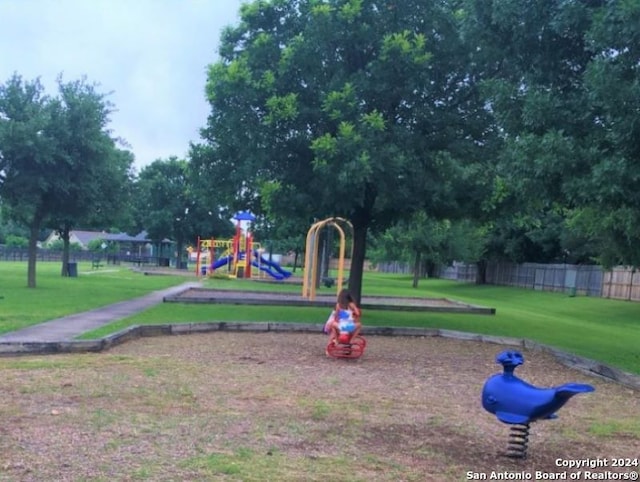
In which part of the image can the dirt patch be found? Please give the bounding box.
[0,333,637,481]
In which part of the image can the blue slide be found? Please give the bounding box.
[251,261,284,280]
[212,255,231,270]
[252,251,292,280]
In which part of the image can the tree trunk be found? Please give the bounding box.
[348,221,368,305]
[321,228,333,280]
[175,240,184,270]
[27,222,39,288]
[412,250,421,288]
[292,248,299,273]
[61,227,71,277]
[426,261,437,278]
[476,259,487,284]
[348,192,375,305]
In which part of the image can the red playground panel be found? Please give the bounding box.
[326,335,367,359]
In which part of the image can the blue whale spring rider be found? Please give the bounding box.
[482,350,595,425]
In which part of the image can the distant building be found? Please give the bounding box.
[44,230,169,257]
[44,230,106,249]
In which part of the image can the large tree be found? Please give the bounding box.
[0,75,58,287]
[574,0,640,266]
[198,0,490,301]
[0,74,135,286]
[45,77,135,276]
[460,0,640,266]
[134,157,234,269]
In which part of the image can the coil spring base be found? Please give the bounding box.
[506,423,530,459]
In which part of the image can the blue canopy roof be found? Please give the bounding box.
[233,211,256,222]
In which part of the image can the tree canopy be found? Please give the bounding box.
[0,74,134,286]
[197,0,491,300]
[133,157,235,269]
[4,0,638,291]
[460,0,640,268]
[195,0,640,288]
[46,77,135,276]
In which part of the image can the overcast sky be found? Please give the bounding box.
[0,0,246,171]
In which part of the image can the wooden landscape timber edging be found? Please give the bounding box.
[0,322,637,390]
[163,288,497,315]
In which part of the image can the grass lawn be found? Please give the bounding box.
[2,263,639,375]
[80,271,640,376]
[0,261,190,332]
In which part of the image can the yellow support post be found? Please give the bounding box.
[302,217,352,301]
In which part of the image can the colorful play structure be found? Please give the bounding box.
[194,211,292,280]
[482,350,595,458]
[194,213,351,291]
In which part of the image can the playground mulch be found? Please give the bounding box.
[0,332,637,481]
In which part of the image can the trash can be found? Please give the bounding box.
[201,266,208,276]
[67,262,78,278]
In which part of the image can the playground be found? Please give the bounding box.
[192,211,293,281]
[183,215,496,319]
[0,332,637,481]
[0,215,638,479]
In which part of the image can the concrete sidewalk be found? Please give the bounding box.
[0,282,200,343]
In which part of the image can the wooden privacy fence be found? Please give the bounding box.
[602,267,640,301]
[377,260,640,302]
[485,262,604,297]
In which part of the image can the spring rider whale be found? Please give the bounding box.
[482,350,595,458]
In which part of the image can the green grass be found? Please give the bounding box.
[0,261,189,332]
[83,272,640,375]
[179,448,354,481]
[2,263,640,375]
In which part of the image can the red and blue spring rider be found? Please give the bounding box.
[325,309,367,359]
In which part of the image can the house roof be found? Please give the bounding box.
[104,231,171,243]
[48,229,172,247]
[71,230,109,246]
[104,232,146,243]
[52,230,154,245]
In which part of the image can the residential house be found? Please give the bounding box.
[44,230,166,257]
